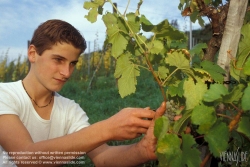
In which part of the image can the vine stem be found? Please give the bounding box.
[123,0,130,15]
[144,51,167,102]
[228,103,244,131]
[162,68,179,86]
[217,113,233,120]
[200,153,211,167]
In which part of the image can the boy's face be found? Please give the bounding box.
[30,42,80,92]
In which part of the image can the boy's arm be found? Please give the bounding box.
[88,102,166,167]
[0,107,155,167]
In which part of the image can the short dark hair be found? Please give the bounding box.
[30,19,87,55]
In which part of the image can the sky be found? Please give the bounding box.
[0,0,205,62]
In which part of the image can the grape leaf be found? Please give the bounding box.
[182,134,202,167]
[189,43,207,57]
[114,53,140,98]
[241,84,250,111]
[191,104,217,134]
[230,23,250,81]
[157,66,169,79]
[156,134,182,167]
[141,17,186,40]
[198,16,205,27]
[154,116,169,139]
[237,117,250,138]
[243,57,250,75]
[165,51,190,69]
[190,11,199,23]
[173,109,192,134]
[102,13,129,58]
[200,60,225,83]
[117,17,129,34]
[204,121,229,157]
[168,80,184,97]
[222,84,245,103]
[203,84,228,102]
[204,0,211,5]
[126,13,140,34]
[183,78,207,110]
[147,40,164,54]
[84,7,99,23]
[83,0,105,23]
[102,12,117,28]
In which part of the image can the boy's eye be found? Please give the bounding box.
[55,58,62,62]
[71,61,78,66]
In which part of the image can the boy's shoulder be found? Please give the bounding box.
[0,80,22,92]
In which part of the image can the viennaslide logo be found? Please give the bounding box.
[220,147,248,166]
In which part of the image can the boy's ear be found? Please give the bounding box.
[27,45,36,63]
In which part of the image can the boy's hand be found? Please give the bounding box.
[104,107,156,141]
[136,102,166,160]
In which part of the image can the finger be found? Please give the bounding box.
[133,108,155,119]
[135,127,148,134]
[134,118,153,128]
[174,115,182,121]
[154,102,166,120]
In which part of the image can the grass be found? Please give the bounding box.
[59,70,163,124]
[59,70,163,166]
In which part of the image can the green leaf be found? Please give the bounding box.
[83,0,105,23]
[103,13,129,58]
[241,85,250,111]
[191,104,217,134]
[183,78,207,110]
[126,13,140,33]
[230,23,250,81]
[156,134,182,167]
[157,66,169,79]
[165,51,190,69]
[154,116,169,139]
[114,53,140,98]
[102,12,117,28]
[222,84,245,103]
[189,43,207,57]
[243,57,250,75]
[200,60,225,83]
[182,134,202,167]
[203,84,228,102]
[148,40,164,54]
[204,0,211,5]
[173,110,192,134]
[168,80,184,97]
[204,121,229,157]
[84,8,99,23]
[141,18,187,41]
[237,117,250,138]
[198,16,205,27]
[190,11,199,23]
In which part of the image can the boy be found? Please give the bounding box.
[0,19,165,167]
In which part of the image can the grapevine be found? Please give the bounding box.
[84,0,250,167]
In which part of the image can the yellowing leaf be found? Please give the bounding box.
[183,78,207,110]
[114,53,140,98]
[165,51,190,69]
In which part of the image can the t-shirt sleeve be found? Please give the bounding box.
[0,85,19,116]
[66,101,90,134]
